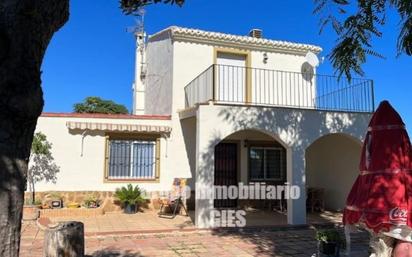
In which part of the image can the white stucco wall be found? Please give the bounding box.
[173,41,214,112]
[34,115,177,193]
[306,134,361,211]
[144,35,174,115]
[193,104,370,228]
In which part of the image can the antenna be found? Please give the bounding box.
[305,51,320,68]
[126,8,147,81]
[126,8,146,38]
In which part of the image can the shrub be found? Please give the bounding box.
[114,184,145,206]
[315,229,343,243]
[83,194,100,208]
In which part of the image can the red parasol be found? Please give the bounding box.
[343,100,412,233]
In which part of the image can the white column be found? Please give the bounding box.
[287,148,307,225]
[194,110,216,228]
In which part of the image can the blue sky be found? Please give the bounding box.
[42,0,411,130]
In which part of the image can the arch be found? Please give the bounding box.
[305,133,362,212]
[216,127,291,151]
[210,128,290,224]
[306,132,363,150]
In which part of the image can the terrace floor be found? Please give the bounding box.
[20,210,369,256]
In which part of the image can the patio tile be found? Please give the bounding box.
[20,211,371,257]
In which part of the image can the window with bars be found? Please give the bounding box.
[249,147,285,181]
[107,139,158,180]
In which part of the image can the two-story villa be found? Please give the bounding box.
[35,26,374,228]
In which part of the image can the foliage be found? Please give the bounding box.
[24,198,42,206]
[114,184,145,205]
[314,0,412,79]
[83,194,101,208]
[315,229,343,243]
[73,96,129,114]
[120,0,184,15]
[47,192,62,200]
[28,133,60,204]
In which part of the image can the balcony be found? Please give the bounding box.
[184,64,374,113]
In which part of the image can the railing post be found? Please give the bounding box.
[212,64,216,102]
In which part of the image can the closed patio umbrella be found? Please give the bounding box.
[343,100,412,246]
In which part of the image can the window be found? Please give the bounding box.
[106,138,159,180]
[249,147,285,181]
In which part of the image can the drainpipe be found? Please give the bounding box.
[80,129,88,157]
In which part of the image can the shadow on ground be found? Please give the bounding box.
[208,225,369,256]
[86,249,143,257]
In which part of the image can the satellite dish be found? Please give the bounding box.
[305,51,320,67]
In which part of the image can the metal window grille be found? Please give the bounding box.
[249,147,285,181]
[108,140,156,179]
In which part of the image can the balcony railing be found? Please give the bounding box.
[184,64,374,113]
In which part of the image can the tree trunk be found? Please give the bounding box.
[43,221,84,257]
[0,1,69,256]
[31,180,36,205]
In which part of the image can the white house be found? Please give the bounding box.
[35,26,374,228]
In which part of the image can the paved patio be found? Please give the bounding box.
[20,210,370,256]
[33,209,343,235]
[52,211,195,236]
[20,222,370,257]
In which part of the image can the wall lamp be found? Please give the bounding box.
[263,53,268,64]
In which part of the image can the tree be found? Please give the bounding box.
[120,0,184,14]
[73,96,129,114]
[0,1,69,255]
[314,0,412,79]
[28,132,59,205]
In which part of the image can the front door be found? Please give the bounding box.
[214,142,238,208]
[216,52,247,103]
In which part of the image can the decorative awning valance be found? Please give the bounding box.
[66,121,172,133]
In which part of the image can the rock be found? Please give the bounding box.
[43,221,84,257]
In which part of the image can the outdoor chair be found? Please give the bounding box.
[158,178,188,219]
[307,187,325,212]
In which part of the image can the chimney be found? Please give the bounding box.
[249,29,263,39]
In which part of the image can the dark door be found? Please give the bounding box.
[214,142,238,208]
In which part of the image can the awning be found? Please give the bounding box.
[66,121,172,133]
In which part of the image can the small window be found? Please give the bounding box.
[107,138,158,180]
[249,147,285,181]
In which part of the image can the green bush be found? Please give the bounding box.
[114,184,145,206]
[83,193,100,208]
[315,229,342,243]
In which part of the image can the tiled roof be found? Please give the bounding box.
[150,26,322,54]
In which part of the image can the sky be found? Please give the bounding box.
[42,0,412,130]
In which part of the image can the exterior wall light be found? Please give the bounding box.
[263,53,268,64]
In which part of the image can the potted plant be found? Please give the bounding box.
[315,228,343,256]
[67,202,80,208]
[83,194,100,208]
[114,184,145,214]
[48,192,63,209]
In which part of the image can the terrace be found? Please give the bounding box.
[184,64,374,113]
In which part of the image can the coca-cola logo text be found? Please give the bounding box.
[389,207,408,224]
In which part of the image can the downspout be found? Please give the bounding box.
[80,129,88,157]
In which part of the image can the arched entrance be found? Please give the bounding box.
[305,134,362,212]
[213,129,289,226]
